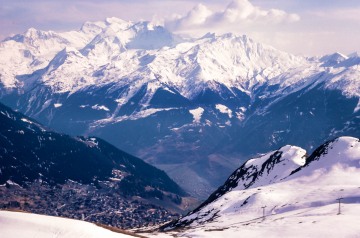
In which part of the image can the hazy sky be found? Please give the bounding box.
[1,0,359,56]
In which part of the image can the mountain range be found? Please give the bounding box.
[0,17,359,197]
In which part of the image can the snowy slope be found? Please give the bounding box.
[179,145,307,213]
[150,204,360,238]
[159,137,360,237]
[0,211,134,238]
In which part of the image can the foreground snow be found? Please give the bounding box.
[147,204,360,238]
[0,211,134,238]
[149,204,360,238]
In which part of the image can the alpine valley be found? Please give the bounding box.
[0,17,359,198]
[1,136,360,237]
[0,102,190,228]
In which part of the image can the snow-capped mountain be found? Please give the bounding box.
[160,136,360,237]
[0,17,359,197]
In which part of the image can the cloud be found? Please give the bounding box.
[165,0,300,34]
[165,4,213,30]
[0,0,196,38]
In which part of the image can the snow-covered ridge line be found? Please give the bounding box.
[165,136,360,229]
[1,17,359,100]
[180,144,307,217]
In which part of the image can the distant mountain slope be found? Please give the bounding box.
[0,17,359,198]
[0,102,189,228]
[165,136,360,230]
[0,102,185,198]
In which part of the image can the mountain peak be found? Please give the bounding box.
[4,27,68,46]
[320,52,349,66]
[80,21,106,35]
[199,32,216,39]
[25,27,38,35]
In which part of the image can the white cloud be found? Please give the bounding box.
[165,0,300,34]
[0,0,196,39]
[160,1,360,56]
[166,4,213,30]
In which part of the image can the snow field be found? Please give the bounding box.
[0,210,135,238]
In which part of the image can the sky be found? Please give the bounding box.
[0,0,359,56]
